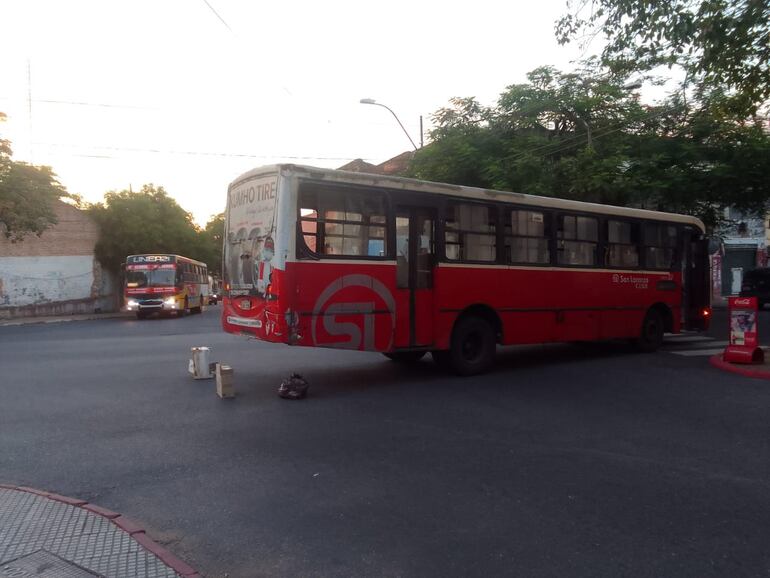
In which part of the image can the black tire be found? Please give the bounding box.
[383,351,427,363]
[445,315,497,376]
[179,298,189,317]
[136,311,149,320]
[636,308,664,352]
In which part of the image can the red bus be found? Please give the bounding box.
[125,254,210,319]
[222,165,710,375]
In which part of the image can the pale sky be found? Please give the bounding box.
[0,0,587,225]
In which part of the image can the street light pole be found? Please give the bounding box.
[360,98,419,151]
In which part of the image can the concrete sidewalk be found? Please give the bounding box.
[0,312,131,327]
[0,485,198,578]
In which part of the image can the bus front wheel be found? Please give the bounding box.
[383,351,426,363]
[440,315,496,376]
[636,309,664,352]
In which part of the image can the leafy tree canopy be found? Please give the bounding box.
[0,111,69,240]
[556,0,770,113]
[408,62,770,229]
[88,185,202,272]
[196,212,224,278]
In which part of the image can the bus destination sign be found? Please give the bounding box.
[127,255,175,264]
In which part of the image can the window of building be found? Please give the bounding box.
[445,203,496,262]
[607,220,640,268]
[299,188,388,258]
[505,209,550,264]
[644,222,679,269]
[557,214,598,266]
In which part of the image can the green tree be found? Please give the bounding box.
[88,185,201,272]
[196,212,224,277]
[408,64,770,229]
[0,111,69,240]
[556,0,770,113]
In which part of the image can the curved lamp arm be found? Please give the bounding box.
[360,98,418,150]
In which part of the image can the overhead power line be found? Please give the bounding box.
[33,141,360,162]
[0,96,157,110]
[201,0,234,34]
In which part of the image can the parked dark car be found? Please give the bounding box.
[739,268,770,307]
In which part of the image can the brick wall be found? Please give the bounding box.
[0,201,119,316]
[0,201,99,257]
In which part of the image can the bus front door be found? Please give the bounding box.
[394,207,436,348]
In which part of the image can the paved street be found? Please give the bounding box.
[1,308,770,578]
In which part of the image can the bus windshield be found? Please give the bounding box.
[126,268,176,288]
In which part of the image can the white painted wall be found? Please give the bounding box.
[0,256,95,307]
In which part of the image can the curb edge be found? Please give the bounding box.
[709,354,770,380]
[2,484,200,577]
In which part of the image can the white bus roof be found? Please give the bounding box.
[230,164,706,232]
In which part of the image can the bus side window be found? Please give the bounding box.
[644,223,679,269]
[299,187,388,258]
[607,220,640,268]
[300,190,320,254]
[505,209,550,264]
[557,214,598,266]
[444,203,496,262]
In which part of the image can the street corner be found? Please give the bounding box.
[0,485,199,578]
[709,352,770,380]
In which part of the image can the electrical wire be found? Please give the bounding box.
[31,142,365,162]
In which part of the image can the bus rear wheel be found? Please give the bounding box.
[442,315,496,376]
[636,308,664,352]
[383,351,426,363]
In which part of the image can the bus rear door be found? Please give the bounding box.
[394,206,436,348]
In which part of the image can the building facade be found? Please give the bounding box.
[711,207,768,305]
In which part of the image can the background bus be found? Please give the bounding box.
[125,254,209,319]
[221,165,710,375]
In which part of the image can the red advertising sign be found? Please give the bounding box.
[723,296,763,364]
[729,297,759,348]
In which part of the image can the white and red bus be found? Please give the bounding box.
[222,165,710,375]
[125,254,209,319]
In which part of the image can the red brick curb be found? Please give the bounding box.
[709,354,770,380]
[1,484,200,577]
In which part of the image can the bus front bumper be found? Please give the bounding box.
[126,298,179,312]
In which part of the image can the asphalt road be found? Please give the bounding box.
[1,308,769,578]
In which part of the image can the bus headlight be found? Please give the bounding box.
[164,297,177,308]
[127,299,138,310]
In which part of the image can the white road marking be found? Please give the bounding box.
[662,335,716,343]
[670,348,726,357]
[664,340,728,349]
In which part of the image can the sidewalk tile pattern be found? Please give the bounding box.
[0,489,180,578]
